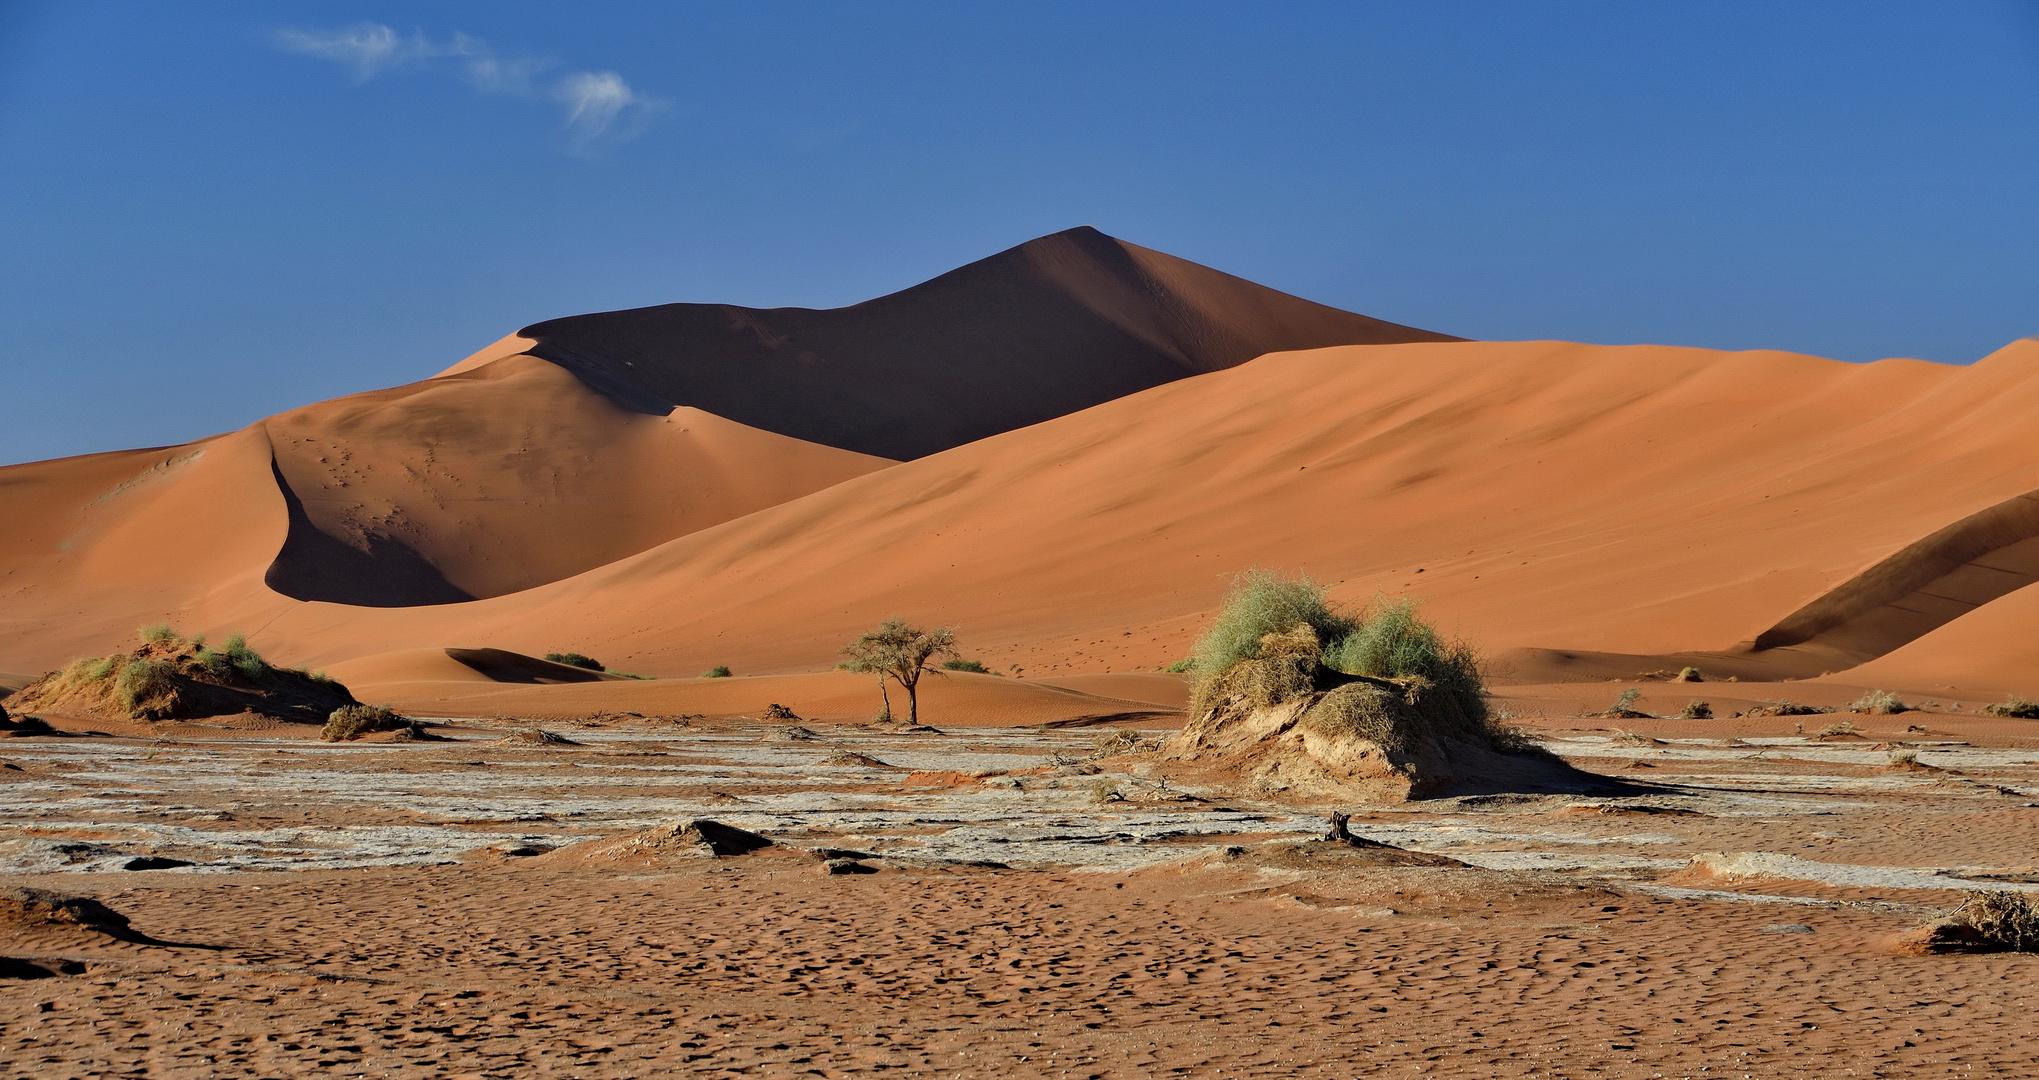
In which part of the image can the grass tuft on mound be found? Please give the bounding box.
[112,657,181,719]
[1191,569,1357,678]
[545,652,604,671]
[1190,569,1485,728]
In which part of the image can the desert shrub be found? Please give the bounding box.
[1675,666,1703,683]
[545,652,604,671]
[1979,697,2039,719]
[1162,658,1194,674]
[1888,748,1920,768]
[1848,689,1911,715]
[112,657,180,718]
[1814,720,1859,739]
[321,704,405,742]
[1679,699,1713,720]
[1088,779,1124,804]
[1192,569,1356,678]
[941,657,990,673]
[1322,597,1485,724]
[137,623,181,648]
[699,665,732,679]
[1952,891,2039,952]
[1599,687,1652,719]
[219,633,265,679]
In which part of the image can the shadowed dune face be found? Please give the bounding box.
[518,226,1459,460]
[258,354,892,606]
[1752,489,2039,668]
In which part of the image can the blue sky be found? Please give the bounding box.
[2,2,2035,464]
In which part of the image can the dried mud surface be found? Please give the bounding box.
[4,710,2037,1077]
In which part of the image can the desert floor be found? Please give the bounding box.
[5,706,2037,1078]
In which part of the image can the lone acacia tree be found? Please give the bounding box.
[839,617,956,726]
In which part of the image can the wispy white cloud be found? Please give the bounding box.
[276,23,437,80]
[278,24,660,150]
[556,71,639,146]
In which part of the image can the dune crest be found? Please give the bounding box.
[517,225,1458,459]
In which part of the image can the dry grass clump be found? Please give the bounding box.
[496,728,581,747]
[1746,699,1833,718]
[1953,891,2039,951]
[1674,666,1703,683]
[1978,697,2039,719]
[1848,689,1912,715]
[1090,729,1156,758]
[137,622,182,648]
[1814,720,1859,739]
[1886,748,1922,768]
[321,704,407,742]
[1678,699,1713,720]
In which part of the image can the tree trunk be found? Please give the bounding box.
[901,669,921,725]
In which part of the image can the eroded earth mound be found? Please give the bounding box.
[6,639,355,725]
[1162,626,1608,801]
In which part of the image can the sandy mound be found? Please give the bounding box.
[545,820,773,866]
[1160,627,1606,802]
[0,887,132,936]
[5,637,355,725]
[518,225,1456,461]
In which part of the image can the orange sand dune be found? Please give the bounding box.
[518,225,1459,460]
[7,241,2039,695]
[261,353,890,604]
[0,352,889,634]
[12,335,2019,693]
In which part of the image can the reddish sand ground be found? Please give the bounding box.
[10,859,2037,1078]
[5,702,2037,1078]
